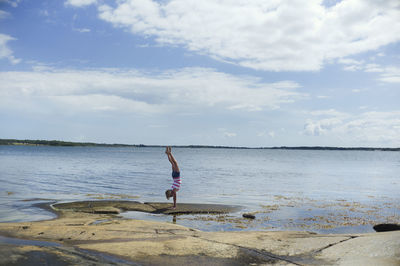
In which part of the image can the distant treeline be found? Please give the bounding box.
[0,139,140,147]
[183,145,400,151]
[269,146,400,151]
[0,139,399,151]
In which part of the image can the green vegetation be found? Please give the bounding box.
[0,139,399,151]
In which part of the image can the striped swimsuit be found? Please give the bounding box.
[171,171,181,191]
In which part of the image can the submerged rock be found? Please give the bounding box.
[91,206,121,214]
[52,200,242,215]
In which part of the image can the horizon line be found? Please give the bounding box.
[0,138,399,151]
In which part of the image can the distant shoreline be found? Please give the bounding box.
[1,138,399,151]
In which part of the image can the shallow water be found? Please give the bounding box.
[0,235,61,247]
[1,145,399,233]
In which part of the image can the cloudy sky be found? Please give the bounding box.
[0,0,399,147]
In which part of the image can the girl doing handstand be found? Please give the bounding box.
[165,147,181,209]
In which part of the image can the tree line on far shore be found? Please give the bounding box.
[0,139,138,147]
[0,138,399,151]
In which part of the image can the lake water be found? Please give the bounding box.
[1,145,399,234]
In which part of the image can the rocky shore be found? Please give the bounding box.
[0,201,399,265]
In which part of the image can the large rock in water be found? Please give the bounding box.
[52,200,242,215]
[373,224,400,232]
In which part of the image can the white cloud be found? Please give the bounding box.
[0,33,21,64]
[1,0,21,8]
[304,118,343,136]
[94,0,400,71]
[338,58,366,71]
[0,67,304,115]
[65,0,97,7]
[256,131,266,137]
[378,67,400,83]
[74,28,91,33]
[304,121,324,136]
[342,112,400,144]
[339,59,400,83]
[303,110,400,146]
[364,64,384,73]
[0,10,11,19]
[309,109,348,117]
[351,88,369,93]
[337,58,364,65]
[256,130,276,138]
[71,14,92,33]
[218,128,237,138]
[316,95,329,99]
[39,10,49,17]
[48,94,159,114]
[224,132,237,138]
[342,65,362,72]
[268,131,275,138]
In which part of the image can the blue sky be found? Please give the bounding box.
[0,0,399,147]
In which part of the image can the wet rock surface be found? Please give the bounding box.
[0,201,399,266]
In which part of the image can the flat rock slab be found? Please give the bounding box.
[52,200,242,215]
[145,202,242,214]
[0,205,399,266]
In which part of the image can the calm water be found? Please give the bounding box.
[1,145,399,233]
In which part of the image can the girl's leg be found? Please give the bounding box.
[166,147,180,172]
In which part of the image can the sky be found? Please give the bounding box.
[0,0,399,147]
